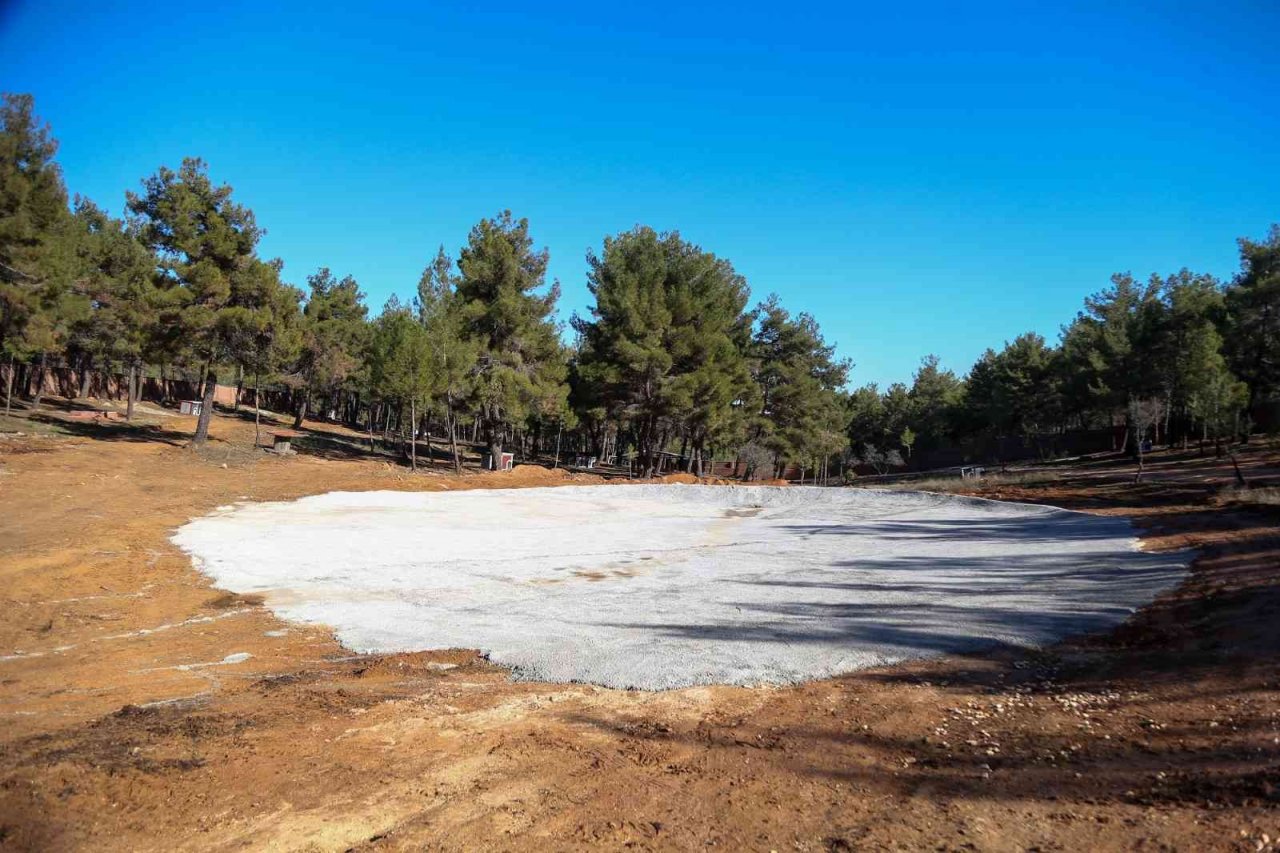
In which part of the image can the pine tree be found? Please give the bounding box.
[576,226,754,476]
[574,226,673,471]
[415,246,452,326]
[368,299,435,470]
[292,268,369,428]
[845,383,887,457]
[881,383,914,456]
[1058,273,1165,451]
[0,93,84,411]
[958,333,1061,456]
[907,354,963,452]
[1225,225,1280,422]
[1156,270,1225,444]
[223,264,303,447]
[127,157,272,446]
[662,238,755,474]
[414,247,476,472]
[454,211,567,467]
[751,295,849,477]
[66,198,159,419]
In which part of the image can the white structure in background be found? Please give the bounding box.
[484,452,515,471]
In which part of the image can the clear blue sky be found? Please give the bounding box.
[3,1,1277,387]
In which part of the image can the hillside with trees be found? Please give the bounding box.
[3,92,1277,478]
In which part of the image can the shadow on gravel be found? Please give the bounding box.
[779,513,1129,544]
[602,548,1186,659]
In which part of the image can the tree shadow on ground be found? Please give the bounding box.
[555,635,1280,808]
[289,430,386,462]
[599,546,1188,656]
[219,406,285,427]
[288,425,476,471]
[778,512,1134,544]
[26,412,193,447]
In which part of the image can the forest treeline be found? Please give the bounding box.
[3,93,1278,478]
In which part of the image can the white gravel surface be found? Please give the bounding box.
[173,484,1190,689]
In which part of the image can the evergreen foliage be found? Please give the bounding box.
[292,268,369,427]
[2,91,1276,477]
[454,211,567,465]
[750,294,849,476]
[0,93,83,410]
[126,157,272,445]
[575,227,754,476]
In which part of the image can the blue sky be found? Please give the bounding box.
[3,1,1277,387]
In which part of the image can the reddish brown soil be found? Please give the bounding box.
[1,408,1278,851]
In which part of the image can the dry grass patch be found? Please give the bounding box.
[1217,484,1280,510]
[861,470,1063,494]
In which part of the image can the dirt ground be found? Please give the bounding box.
[1,405,1278,852]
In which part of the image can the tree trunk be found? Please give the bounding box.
[78,358,93,400]
[293,390,308,430]
[4,354,14,416]
[31,352,48,411]
[254,376,262,449]
[1242,378,1258,445]
[396,403,406,459]
[422,410,432,468]
[553,422,562,469]
[446,394,462,473]
[191,366,218,447]
[640,415,659,478]
[410,399,417,472]
[1228,449,1248,488]
[234,364,243,412]
[487,425,503,470]
[126,364,138,422]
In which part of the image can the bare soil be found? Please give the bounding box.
[1,406,1278,851]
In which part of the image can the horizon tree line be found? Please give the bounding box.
[3,93,1278,478]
